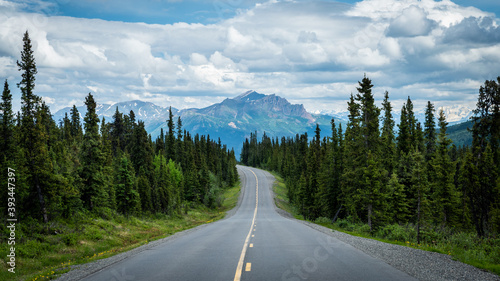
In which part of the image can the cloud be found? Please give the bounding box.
[387,6,436,37]
[442,16,500,44]
[0,0,498,115]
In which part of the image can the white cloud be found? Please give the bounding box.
[0,0,498,115]
[387,6,436,37]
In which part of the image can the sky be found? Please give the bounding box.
[1,0,500,116]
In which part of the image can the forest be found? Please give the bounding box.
[241,75,500,240]
[0,31,239,224]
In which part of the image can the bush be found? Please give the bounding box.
[62,233,78,246]
[18,240,50,258]
[84,228,103,241]
[335,219,355,231]
[314,217,331,224]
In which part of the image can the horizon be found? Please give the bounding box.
[1,0,500,115]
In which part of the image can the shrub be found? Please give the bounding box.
[62,233,78,246]
[314,217,331,224]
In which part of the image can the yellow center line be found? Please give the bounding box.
[233,168,259,281]
[245,263,252,272]
[249,243,253,248]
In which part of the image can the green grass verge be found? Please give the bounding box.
[0,181,241,281]
[270,173,500,277]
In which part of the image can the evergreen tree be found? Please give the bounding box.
[431,110,459,226]
[70,105,82,140]
[356,75,381,155]
[381,91,396,176]
[80,93,107,211]
[424,101,436,160]
[136,167,153,212]
[115,155,140,215]
[1,80,14,161]
[17,30,50,222]
[409,148,429,244]
[388,172,409,224]
[111,107,125,155]
[342,94,363,219]
[130,121,153,176]
[166,106,175,160]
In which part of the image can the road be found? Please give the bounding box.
[82,166,416,281]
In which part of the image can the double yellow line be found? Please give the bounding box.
[233,168,259,281]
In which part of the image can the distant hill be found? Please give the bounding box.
[447,120,473,147]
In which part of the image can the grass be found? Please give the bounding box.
[271,174,500,277]
[0,181,241,281]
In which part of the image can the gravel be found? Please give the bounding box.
[267,174,500,281]
[299,221,500,281]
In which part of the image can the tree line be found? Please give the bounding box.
[241,75,500,239]
[0,31,238,223]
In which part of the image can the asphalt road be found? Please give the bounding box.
[82,166,417,281]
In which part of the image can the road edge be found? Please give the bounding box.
[55,168,247,281]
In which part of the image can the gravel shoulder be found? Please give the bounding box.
[267,172,500,281]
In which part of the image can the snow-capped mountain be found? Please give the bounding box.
[54,91,473,155]
[316,105,474,126]
[53,100,178,133]
[437,105,475,124]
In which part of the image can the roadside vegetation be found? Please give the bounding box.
[245,74,500,276]
[0,181,240,281]
[272,174,500,276]
[0,32,240,281]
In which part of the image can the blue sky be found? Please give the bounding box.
[1,0,500,119]
[17,0,500,24]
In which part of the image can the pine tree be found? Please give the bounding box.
[388,172,409,224]
[130,121,153,176]
[359,151,388,232]
[409,148,429,244]
[115,155,140,215]
[80,93,107,211]
[342,94,363,219]
[70,105,82,140]
[381,91,396,176]
[137,167,153,212]
[1,80,15,162]
[166,106,175,160]
[17,31,51,222]
[111,107,124,155]
[424,101,436,160]
[460,148,483,235]
[431,110,459,226]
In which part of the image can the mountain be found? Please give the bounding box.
[53,100,178,133]
[173,91,335,155]
[53,91,472,157]
[53,91,336,156]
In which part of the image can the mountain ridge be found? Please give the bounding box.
[54,91,473,155]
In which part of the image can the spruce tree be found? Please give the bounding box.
[409,148,429,244]
[17,31,50,222]
[166,106,175,160]
[342,94,363,219]
[381,91,396,176]
[70,105,82,140]
[1,80,15,162]
[80,93,107,211]
[115,155,140,215]
[431,110,459,226]
[424,101,436,160]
